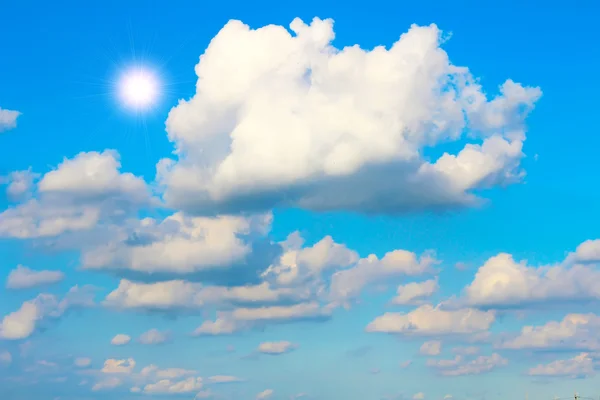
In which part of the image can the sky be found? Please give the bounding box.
[1,1,600,399]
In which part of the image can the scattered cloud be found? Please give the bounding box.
[257,389,274,399]
[138,329,170,345]
[427,353,508,376]
[258,341,298,355]
[101,358,136,374]
[528,353,596,378]
[74,357,92,368]
[0,107,20,132]
[498,313,600,351]
[464,248,600,308]
[0,285,94,339]
[6,265,64,289]
[111,333,131,346]
[392,279,439,305]
[366,305,495,336]
[420,340,442,356]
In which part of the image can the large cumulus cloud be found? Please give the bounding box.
[159,18,541,215]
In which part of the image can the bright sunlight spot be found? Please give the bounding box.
[118,67,159,110]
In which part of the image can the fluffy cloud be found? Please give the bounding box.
[420,340,442,356]
[257,389,274,399]
[328,250,437,304]
[111,333,131,346]
[570,239,600,264]
[464,249,600,308]
[391,279,439,305]
[101,358,136,374]
[82,212,277,281]
[0,107,20,132]
[413,393,425,400]
[6,265,64,289]
[194,302,334,335]
[0,150,150,239]
[262,233,358,287]
[498,313,600,351]
[366,305,495,336]
[143,377,203,394]
[74,357,92,368]
[2,169,38,201]
[427,353,507,376]
[104,279,310,311]
[0,285,94,339]
[138,329,170,345]
[92,377,122,391]
[158,18,540,216]
[258,341,298,355]
[528,353,596,378]
[207,375,243,384]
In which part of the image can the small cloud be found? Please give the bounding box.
[414,392,425,400]
[420,340,442,356]
[208,375,243,384]
[258,341,298,355]
[257,389,274,399]
[399,360,412,369]
[74,357,92,368]
[0,107,20,132]
[138,329,170,345]
[111,334,131,346]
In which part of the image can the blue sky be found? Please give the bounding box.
[1,1,600,399]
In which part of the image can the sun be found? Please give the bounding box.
[118,67,160,111]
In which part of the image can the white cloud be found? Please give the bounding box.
[328,250,437,304]
[258,341,298,355]
[399,360,412,369]
[92,377,122,391]
[6,265,64,289]
[0,150,150,239]
[528,353,595,378]
[101,358,136,374]
[138,329,170,345]
[452,346,480,356]
[207,375,243,384]
[420,340,442,356]
[257,389,274,399]
[0,107,20,132]
[413,392,425,400]
[0,350,12,365]
[104,279,309,311]
[159,18,540,216]
[111,334,131,346]
[194,302,333,335]
[391,279,439,305]
[2,169,38,201]
[82,212,274,276]
[464,251,600,308]
[0,285,94,339]
[498,313,600,351]
[427,353,507,376]
[144,377,203,394]
[139,364,197,380]
[366,304,495,336]
[74,357,92,368]
[262,233,358,287]
[571,239,600,263]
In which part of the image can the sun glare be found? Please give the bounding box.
[118,67,160,111]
